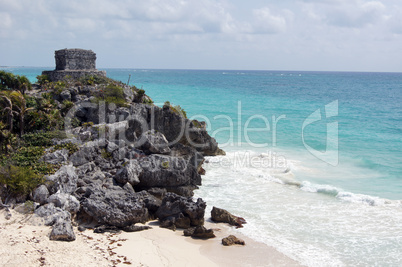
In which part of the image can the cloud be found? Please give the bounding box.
[299,0,387,28]
[251,7,288,34]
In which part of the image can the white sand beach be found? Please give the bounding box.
[0,209,301,267]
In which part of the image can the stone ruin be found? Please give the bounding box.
[42,48,106,81]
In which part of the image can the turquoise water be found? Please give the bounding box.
[3,67,402,266]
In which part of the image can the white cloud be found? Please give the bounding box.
[1,0,402,71]
[251,7,288,34]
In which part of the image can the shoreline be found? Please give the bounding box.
[1,209,301,266]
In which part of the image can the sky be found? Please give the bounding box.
[1,0,402,72]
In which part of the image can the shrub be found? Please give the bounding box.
[0,165,44,200]
[93,84,127,107]
[22,131,66,147]
[36,74,50,86]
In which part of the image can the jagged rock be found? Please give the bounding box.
[211,207,247,228]
[222,235,245,246]
[137,130,171,155]
[106,141,119,153]
[146,187,167,199]
[155,193,206,228]
[138,154,201,189]
[49,220,76,241]
[114,159,142,186]
[189,226,215,239]
[46,164,78,195]
[41,149,69,164]
[69,143,98,166]
[129,104,224,156]
[170,143,204,173]
[123,224,152,232]
[123,182,135,194]
[76,162,96,176]
[34,203,72,226]
[47,193,80,214]
[33,185,49,205]
[80,184,149,227]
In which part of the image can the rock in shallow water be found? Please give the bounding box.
[222,235,245,246]
[211,206,247,228]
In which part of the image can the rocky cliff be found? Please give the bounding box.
[9,75,225,241]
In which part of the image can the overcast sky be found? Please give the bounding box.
[1,0,401,72]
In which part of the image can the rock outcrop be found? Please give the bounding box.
[211,206,247,228]
[222,235,245,246]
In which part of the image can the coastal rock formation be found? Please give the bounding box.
[211,206,247,228]
[183,226,216,239]
[80,184,149,227]
[156,193,206,229]
[2,55,226,242]
[222,235,245,246]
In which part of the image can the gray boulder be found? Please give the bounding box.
[80,184,149,227]
[137,130,171,155]
[33,185,49,205]
[138,154,201,188]
[46,164,78,195]
[34,203,71,226]
[114,159,142,186]
[49,220,76,241]
[47,193,80,214]
[155,193,206,228]
[41,149,69,164]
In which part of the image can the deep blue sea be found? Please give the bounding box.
[3,67,402,266]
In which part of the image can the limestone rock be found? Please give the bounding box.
[41,149,69,164]
[45,165,78,195]
[222,235,245,246]
[187,226,215,239]
[138,154,201,189]
[49,220,76,241]
[211,206,247,228]
[80,184,149,227]
[137,130,171,155]
[47,193,80,214]
[33,185,49,205]
[34,203,72,226]
[155,192,206,228]
[114,159,142,186]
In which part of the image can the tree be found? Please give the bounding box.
[0,71,32,94]
[16,75,32,95]
[0,93,18,132]
[0,122,16,154]
[10,91,33,136]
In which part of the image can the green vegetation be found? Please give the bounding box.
[0,70,32,94]
[93,83,128,107]
[163,101,187,118]
[0,165,44,200]
[0,70,155,202]
[161,161,169,169]
[101,148,112,159]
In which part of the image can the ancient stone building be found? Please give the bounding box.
[42,48,106,81]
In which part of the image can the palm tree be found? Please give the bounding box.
[0,122,16,154]
[16,75,32,95]
[10,91,33,136]
[0,93,18,132]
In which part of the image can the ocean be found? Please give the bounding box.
[3,67,402,266]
